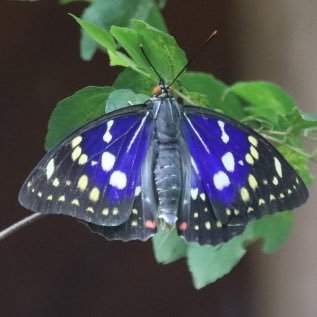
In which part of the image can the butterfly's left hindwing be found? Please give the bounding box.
[179,105,308,245]
[18,105,154,228]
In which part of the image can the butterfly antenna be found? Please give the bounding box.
[140,44,164,83]
[168,30,218,88]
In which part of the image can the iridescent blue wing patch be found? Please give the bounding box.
[179,105,308,245]
[18,105,154,227]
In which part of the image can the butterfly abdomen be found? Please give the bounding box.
[154,143,181,225]
[152,98,182,225]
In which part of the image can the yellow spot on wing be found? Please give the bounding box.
[58,195,65,202]
[113,208,119,215]
[86,206,94,213]
[250,146,259,160]
[247,207,254,213]
[71,147,82,161]
[71,136,82,148]
[194,225,199,230]
[272,176,279,185]
[240,187,250,202]
[71,199,80,206]
[78,154,88,165]
[193,212,199,218]
[205,222,211,230]
[287,189,292,194]
[200,193,206,201]
[248,174,258,190]
[216,221,223,228]
[274,157,283,178]
[131,220,138,227]
[47,195,53,201]
[258,199,265,205]
[226,208,231,216]
[234,209,240,215]
[132,208,138,215]
[37,192,42,197]
[102,208,109,216]
[52,178,60,187]
[66,180,71,186]
[89,187,100,203]
[248,135,258,147]
[77,175,88,191]
[270,194,276,201]
[245,153,254,165]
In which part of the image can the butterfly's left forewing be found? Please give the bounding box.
[180,105,308,245]
[19,106,154,227]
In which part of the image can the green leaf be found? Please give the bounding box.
[71,15,136,68]
[152,230,188,264]
[113,68,154,95]
[188,212,294,289]
[187,238,247,289]
[79,0,163,60]
[131,20,187,83]
[45,86,113,150]
[278,145,313,184]
[226,81,297,126]
[181,72,246,119]
[105,89,149,113]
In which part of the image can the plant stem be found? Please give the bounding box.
[0,213,45,241]
[262,134,313,159]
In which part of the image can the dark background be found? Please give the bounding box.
[1,1,316,316]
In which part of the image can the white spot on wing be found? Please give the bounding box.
[103,120,114,143]
[91,160,98,166]
[217,120,229,143]
[135,186,141,196]
[213,171,230,190]
[46,158,55,180]
[101,151,116,172]
[191,188,198,200]
[109,170,127,189]
[222,152,235,172]
[238,160,244,166]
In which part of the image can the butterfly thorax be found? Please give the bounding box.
[151,97,182,226]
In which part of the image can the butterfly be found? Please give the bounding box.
[18,78,309,245]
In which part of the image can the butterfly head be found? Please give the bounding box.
[152,80,173,98]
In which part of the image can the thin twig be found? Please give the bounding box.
[0,213,45,241]
[261,134,313,159]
